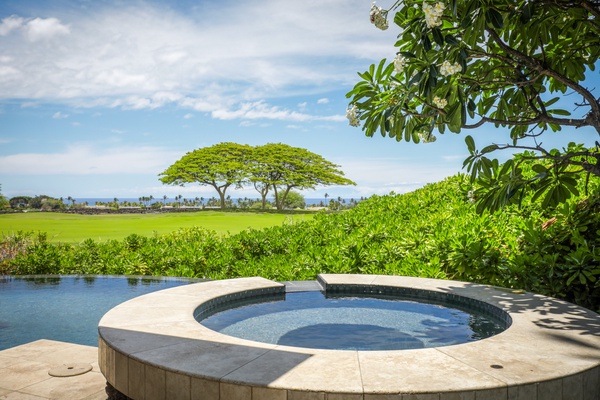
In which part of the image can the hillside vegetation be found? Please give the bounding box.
[2,174,599,311]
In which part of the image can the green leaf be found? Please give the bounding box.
[445,34,460,46]
[547,109,572,116]
[432,28,444,46]
[465,136,476,153]
[486,9,504,29]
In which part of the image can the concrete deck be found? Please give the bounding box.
[0,340,106,400]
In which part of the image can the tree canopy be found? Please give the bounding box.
[159,143,355,209]
[249,143,356,210]
[347,0,600,212]
[159,142,251,209]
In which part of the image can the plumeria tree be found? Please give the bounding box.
[347,0,600,212]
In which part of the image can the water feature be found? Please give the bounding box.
[198,290,507,350]
[0,275,201,350]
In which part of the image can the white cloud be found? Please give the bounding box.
[183,113,193,119]
[317,98,330,104]
[0,144,180,175]
[52,111,68,119]
[0,16,24,36]
[24,17,70,41]
[0,1,396,122]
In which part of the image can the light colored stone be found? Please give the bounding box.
[221,382,251,400]
[508,383,537,400]
[440,392,475,400]
[537,379,562,400]
[288,390,326,400]
[166,371,190,400]
[252,386,287,400]
[144,363,166,400]
[190,377,219,400]
[127,357,145,400]
[359,349,504,394]
[582,367,600,400]
[0,360,53,391]
[19,371,106,399]
[473,387,507,400]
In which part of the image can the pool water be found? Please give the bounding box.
[199,291,507,350]
[0,275,198,350]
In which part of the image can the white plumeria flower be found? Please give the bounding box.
[370,2,389,30]
[433,96,447,108]
[422,1,445,29]
[346,105,361,127]
[393,54,407,74]
[439,60,462,76]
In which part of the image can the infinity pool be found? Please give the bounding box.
[0,275,200,350]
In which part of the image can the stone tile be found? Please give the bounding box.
[190,377,219,400]
[127,357,145,400]
[364,395,401,400]
[474,387,507,400]
[359,349,504,394]
[0,392,48,399]
[582,367,600,400]
[19,371,106,400]
[0,340,67,361]
[222,348,311,387]
[318,274,377,286]
[144,363,165,400]
[98,327,190,355]
[272,351,363,393]
[132,339,271,379]
[32,343,98,366]
[288,390,325,400]
[166,371,190,400]
[113,350,128,394]
[562,373,583,400]
[0,360,53,391]
[440,392,475,400]
[251,386,287,400]
[220,382,251,400]
[0,356,21,370]
[537,379,562,400]
[327,393,364,400]
[508,383,537,400]
[82,389,109,400]
[402,394,440,400]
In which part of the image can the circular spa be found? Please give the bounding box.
[196,288,509,351]
[98,275,600,400]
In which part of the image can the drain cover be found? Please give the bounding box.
[48,363,93,377]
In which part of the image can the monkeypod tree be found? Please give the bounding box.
[159,142,252,209]
[249,143,356,210]
[348,0,600,212]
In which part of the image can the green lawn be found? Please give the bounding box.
[0,211,312,243]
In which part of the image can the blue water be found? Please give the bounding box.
[0,275,200,350]
[199,291,507,350]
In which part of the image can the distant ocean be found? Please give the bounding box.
[67,197,365,206]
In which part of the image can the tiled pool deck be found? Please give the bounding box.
[0,339,106,399]
[98,274,600,399]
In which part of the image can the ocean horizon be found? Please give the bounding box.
[65,197,367,206]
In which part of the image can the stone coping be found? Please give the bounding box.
[98,275,600,399]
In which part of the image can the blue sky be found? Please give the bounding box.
[0,0,598,200]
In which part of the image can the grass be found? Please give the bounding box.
[0,211,313,243]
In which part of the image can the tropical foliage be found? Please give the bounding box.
[3,165,599,311]
[348,0,600,212]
